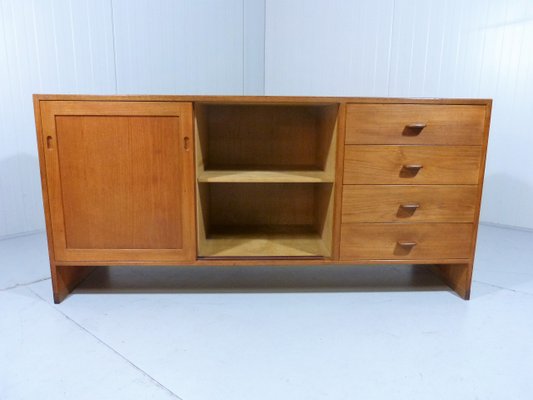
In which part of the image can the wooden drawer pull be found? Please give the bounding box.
[403,164,423,171]
[397,241,417,249]
[400,164,423,177]
[399,203,420,212]
[405,123,427,129]
[403,123,427,136]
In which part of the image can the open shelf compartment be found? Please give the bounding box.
[195,102,339,182]
[195,102,338,258]
[197,183,334,257]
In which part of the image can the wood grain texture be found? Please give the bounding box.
[469,104,493,261]
[197,170,334,183]
[33,95,491,302]
[199,226,328,258]
[33,97,56,269]
[340,223,474,260]
[197,183,334,257]
[53,258,471,267]
[57,116,183,250]
[34,94,492,106]
[208,183,316,227]
[346,104,485,145]
[342,185,478,223]
[344,145,482,184]
[331,103,347,260]
[194,101,338,258]
[53,266,96,304]
[197,103,337,170]
[431,263,473,300]
[40,101,195,263]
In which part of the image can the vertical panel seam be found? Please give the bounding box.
[0,0,11,234]
[242,0,245,95]
[85,0,95,91]
[68,0,79,91]
[386,0,396,96]
[109,0,118,93]
[30,0,43,91]
[263,0,266,94]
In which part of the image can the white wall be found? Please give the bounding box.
[265,0,533,230]
[0,0,265,238]
[2,0,533,237]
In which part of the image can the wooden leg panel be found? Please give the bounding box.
[52,265,96,304]
[432,263,473,300]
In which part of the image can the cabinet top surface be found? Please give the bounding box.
[33,94,492,106]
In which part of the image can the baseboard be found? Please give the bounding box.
[0,229,45,241]
[479,221,533,233]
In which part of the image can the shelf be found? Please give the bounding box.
[195,102,338,258]
[197,170,334,183]
[200,225,329,257]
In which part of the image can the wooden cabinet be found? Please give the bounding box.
[34,95,491,303]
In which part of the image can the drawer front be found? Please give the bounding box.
[340,223,473,260]
[342,185,478,223]
[346,104,485,145]
[344,145,482,184]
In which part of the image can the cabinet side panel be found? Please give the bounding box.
[33,97,56,264]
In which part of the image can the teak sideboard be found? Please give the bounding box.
[33,95,492,303]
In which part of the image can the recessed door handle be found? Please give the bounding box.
[184,136,190,151]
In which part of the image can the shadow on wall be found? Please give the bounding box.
[481,173,533,230]
[0,153,45,238]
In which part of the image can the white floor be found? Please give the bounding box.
[1,225,532,400]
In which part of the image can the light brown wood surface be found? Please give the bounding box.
[331,103,347,260]
[33,95,491,302]
[342,185,478,223]
[199,226,329,258]
[340,223,474,260]
[346,104,485,145]
[432,263,473,299]
[194,102,338,258]
[344,145,482,184]
[197,170,334,183]
[197,183,334,257]
[52,266,96,304]
[34,94,492,106]
[195,103,337,171]
[40,101,195,262]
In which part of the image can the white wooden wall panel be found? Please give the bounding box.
[2,0,533,237]
[111,0,243,94]
[244,0,266,94]
[0,0,248,238]
[265,0,394,96]
[265,0,533,230]
[0,0,116,238]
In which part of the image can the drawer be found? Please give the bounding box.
[346,104,485,145]
[340,223,473,260]
[342,185,478,223]
[344,145,482,184]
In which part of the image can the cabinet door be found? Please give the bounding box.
[40,101,195,263]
